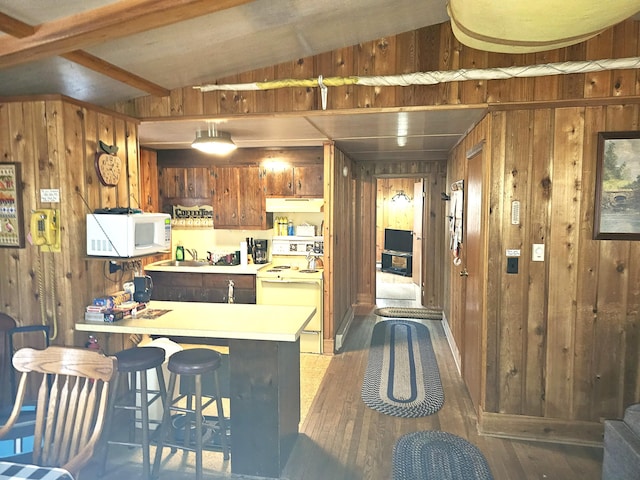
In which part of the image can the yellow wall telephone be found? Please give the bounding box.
[30,209,61,251]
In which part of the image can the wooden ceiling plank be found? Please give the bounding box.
[0,11,169,97]
[0,0,254,69]
[0,11,36,37]
[62,51,170,97]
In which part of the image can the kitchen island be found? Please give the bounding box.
[76,301,315,479]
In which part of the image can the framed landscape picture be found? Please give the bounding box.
[594,131,640,240]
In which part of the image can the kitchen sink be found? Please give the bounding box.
[156,260,208,267]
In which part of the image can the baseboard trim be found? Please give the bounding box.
[335,307,354,352]
[441,311,461,374]
[479,409,604,447]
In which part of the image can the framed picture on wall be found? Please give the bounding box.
[594,131,640,240]
[0,163,25,248]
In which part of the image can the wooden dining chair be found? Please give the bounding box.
[0,346,117,478]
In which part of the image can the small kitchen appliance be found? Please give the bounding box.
[253,239,268,264]
[133,275,153,302]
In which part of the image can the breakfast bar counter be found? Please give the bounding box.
[76,301,315,479]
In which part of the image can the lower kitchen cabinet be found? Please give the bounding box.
[150,271,256,304]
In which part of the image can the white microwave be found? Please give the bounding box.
[86,213,171,257]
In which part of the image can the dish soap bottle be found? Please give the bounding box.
[176,241,185,261]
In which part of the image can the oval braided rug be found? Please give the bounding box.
[361,320,444,417]
[392,431,494,479]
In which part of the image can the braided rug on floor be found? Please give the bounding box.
[392,431,494,480]
[374,307,443,320]
[361,320,444,417]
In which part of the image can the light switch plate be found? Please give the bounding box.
[532,244,545,262]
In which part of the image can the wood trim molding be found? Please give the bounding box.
[478,409,604,447]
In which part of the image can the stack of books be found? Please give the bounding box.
[84,291,147,322]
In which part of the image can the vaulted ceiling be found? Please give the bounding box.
[0,1,637,162]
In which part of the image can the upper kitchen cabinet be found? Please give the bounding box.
[159,166,212,199]
[264,164,324,197]
[213,166,273,229]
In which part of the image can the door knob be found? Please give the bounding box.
[459,268,469,277]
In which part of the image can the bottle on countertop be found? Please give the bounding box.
[288,220,294,236]
[176,241,185,261]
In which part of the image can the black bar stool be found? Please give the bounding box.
[152,348,230,480]
[101,346,167,479]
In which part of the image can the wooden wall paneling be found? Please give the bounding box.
[533,50,562,101]
[356,40,377,109]
[202,89,220,116]
[396,30,417,107]
[238,70,256,114]
[322,144,332,349]
[373,36,397,107]
[3,102,29,322]
[125,120,140,210]
[293,56,316,112]
[375,179,385,261]
[545,107,585,419]
[275,59,295,112]
[624,242,640,407]
[19,102,44,329]
[437,22,460,106]
[593,239,630,418]
[423,169,445,308]
[60,101,87,345]
[458,46,488,106]
[484,112,506,413]
[498,110,531,414]
[359,161,373,305]
[524,108,554,418]
[330,47,355,110]
[169,88,185,117]
[413,26,442,107]
[182,84,204,116]
[485,53,536,103]
[147,93,171,118]
[559,43,588,101]
[611,20,640,97]
[590,104,639,418]
[254,66,276,113]
[114,117,129,208]
[573,106,605,420]
[139,148,158,211]
[584,29,614,99]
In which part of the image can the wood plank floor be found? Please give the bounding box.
[92,274,603,479]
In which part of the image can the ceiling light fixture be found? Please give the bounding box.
[191,124,237,155]
[392,190,411,203]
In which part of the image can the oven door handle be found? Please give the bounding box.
[259,279,320,285]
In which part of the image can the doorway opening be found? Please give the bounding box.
[375,177,424,308]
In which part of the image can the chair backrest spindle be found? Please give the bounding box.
[1,346,117,476]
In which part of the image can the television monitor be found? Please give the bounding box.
[384,228,413,253]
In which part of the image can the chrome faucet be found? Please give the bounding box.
[185,248,198,260]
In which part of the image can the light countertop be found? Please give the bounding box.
[75,300,315,342]
[144,260,270,275]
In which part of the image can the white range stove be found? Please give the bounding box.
[256,263,323,354]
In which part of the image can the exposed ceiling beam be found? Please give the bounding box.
[0,0,254,69]
[0,11,170,97]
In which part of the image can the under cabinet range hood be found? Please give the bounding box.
[265,198,324,213]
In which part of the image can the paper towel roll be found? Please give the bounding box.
[240,241,248,266]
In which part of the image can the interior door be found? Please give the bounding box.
[463,145,485,412]
[412,180,423,291]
